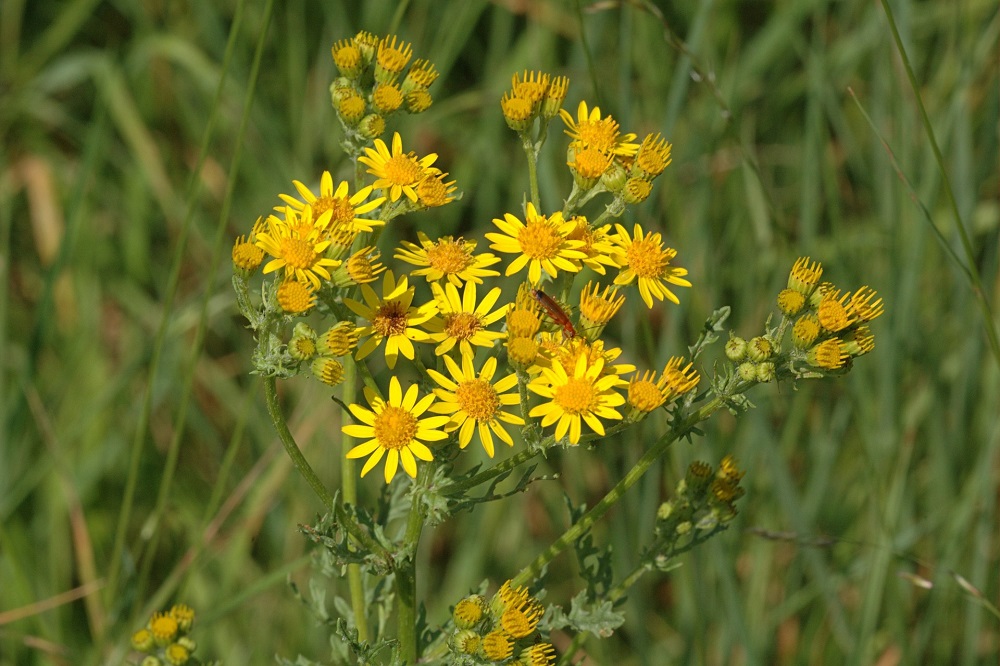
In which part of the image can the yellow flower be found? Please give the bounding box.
[344,271,437,369]
[169,604,195,632]
[486,202,586,284]
[331,246,386,287]
[787,256,823,295]
[635,133,672,178]
[481,631,513,661]
[627,357,699,414]
[567,217,618,275]
[255,207,341,289]
[331,39,362,78]
[403,58,439,91]
[559,100,638,157]
[232,216,266,273]
[579,281,625,331]
[511,70,551,106]
[278,172,385,234]
[149,611,178,646]
[521,643,558,665]
[528,355,626,444]
[372,81,404,114]
[506,283,542,338]
[395,233,500,286]
[426,355,523,457]
[423,281,507,358]
[612,223,691,308]
[415,170,458,207]
[501,91,535,132]
[342,376,450,483]
[359,132,438,202]
[276,279,316,314]
[376,35,413,80]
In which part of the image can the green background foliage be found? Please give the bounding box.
[2,0,997,663]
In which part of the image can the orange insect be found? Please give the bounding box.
[531,288,577,339]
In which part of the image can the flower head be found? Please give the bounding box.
[634,133,672,178]
[255,207,341,289]
[423,281,507,358]
[232,216,266,273]
[612,223,691,308]
[395,233,500,286]
[560,100,638,157]
[279,172,386,237]
[276,279,316,314]
[627,357,699,414]
[344,271,437,369]
[427,355,523,457]
[359,132,438,202]
[528,355,626,444]
[486,203,586,284]
[567,218,618,275]
[342,376,450,483]
[416,170,458,208]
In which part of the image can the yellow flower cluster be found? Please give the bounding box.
[500,70,569,132]
[130,604,200,665]
[727,257,884,381]
[449,581,556,665]
[331,31,439,138]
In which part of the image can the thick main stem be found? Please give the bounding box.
[396,482,426,663]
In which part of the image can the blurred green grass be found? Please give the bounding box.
[2,0,998,663]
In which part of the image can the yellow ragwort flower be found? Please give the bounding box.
[481,631,513,661]
[344,271,437,369]
[427,355,523,457]
[343,376,450,483]
[501,91,536,132]
[415,170,458,208]
[522,643,558,665]
[511,70,551,106]
[149,611,179,646]
[276,279,316,314]
[372,81,404,114]
[423,281,507,358]
[376,35,413,79]
[486,202,586,284]
[788,256,823,295]
[278,172,385,235]
[807,337,849,370]
[567,217,618,275]
[635,133,673,178]
[255,207,341,289]
[232,216,266,273]
[560,100,639,157]
[612,223,691,308]
[359,132,439,202]
[331,39,362,78]
[395,233,501,286]
[506,283,542,338]
[578,281,625,339]
[528,355,626,444]
[627,357,698,413]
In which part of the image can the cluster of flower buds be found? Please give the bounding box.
[655,456,746,540]
[499,70,569,133]
[285,320,361,387]
[129,604,206,666]
[330,32,440,140]
[727,257,884,382]
[449,581,556,665]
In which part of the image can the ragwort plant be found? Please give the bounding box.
[230,32,884,665]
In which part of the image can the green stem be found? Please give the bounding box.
[263,376,335,507]
[397,476,427,663]
[522,134,541,210]
[511,396,725,586]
